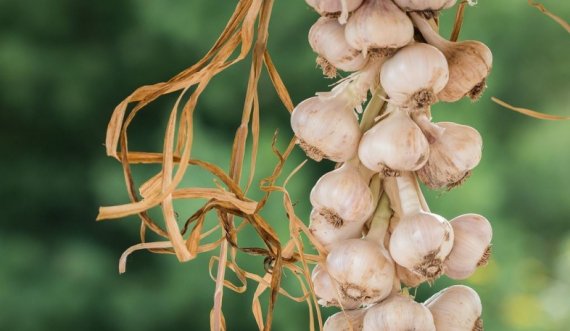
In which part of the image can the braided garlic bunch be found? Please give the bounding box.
[294,0,493,330]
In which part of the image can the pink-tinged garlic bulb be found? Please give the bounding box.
[387,173,454,279]
[324,309,367,331]
[363,294,436,331]
[414,117,483,189]
[290,89,361,162]
[358,106,429,176]
[310,163,375,227]
[309,17,368,78]
[425,285,483,331]
[326,239,395,305]
[380,42,449,109]
[444,214,493,279]
[305,0,365,24]
[393,0,457,11]
[309,208,364,249]
[344,0,414,56]
[312,264,361,309]
[412,13,493,102]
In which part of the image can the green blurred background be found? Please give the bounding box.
[1,0,569,330]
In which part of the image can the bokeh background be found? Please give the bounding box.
[1,0,569,330]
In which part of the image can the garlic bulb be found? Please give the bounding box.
[326,238,395,305]
[380,42,449,109]
[291,89,361,162]
[309,208,364,249]
[305,0,364,24]
[425,285,483,331]
[310,163,375,226]
[363,294,436,331]
[358,106,429,176]
[393,0,457,11]
[312,264,361,309]
[324,309,367,331]
[344,0,414,56]
[411,13,493,102]
[415,119,483,189]
[309,17,368,78]
[388,173,454,279]
[445,214,492,279]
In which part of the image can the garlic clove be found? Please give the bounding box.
[305,0,365,24]
[393,0,457,11]
[309,208,364,250]
[411,13,493,102]
[380,42,449,109]
[309,17,369,78]
[363,294,436,331]
[326,238,395,305]
[291,91,361,162]
[310,163,375,226]
[425,285,483,331]
[312,264,361,309]
[324,309,367,331]
[358,106,430,175]
[444,214,493,280]
[344,0,414,56]
[416,120,483,189]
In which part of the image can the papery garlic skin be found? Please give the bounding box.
[309,208,364,249]
[425,285,483,331]
[416,121,483,189]
[324,309,366,331]
[326,239,395,305]
[306,0,364,23]
[411,13,493,102]
[388,174,454,279]
[393,0,457,11]
[312,265,361,309]
[344,0,414,56]
[358,107,429,175]
[396,263,426,288]
[309,17,368,78]
[445,214,492,279]
[291,91,361,162]
[310,163,375,226]
[363,294,436,331]
[380,43,449,109]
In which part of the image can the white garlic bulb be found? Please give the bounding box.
[324,309,367,331]
[344,0,414,56]
[312,264,361,309]
[309,208,364,249]
[309,17,368,78]
[291,89,361,162]
[411,13,493,102]
[445,214,492,279]
[358,106,429,176]
[425,285,483,331]
[393,0,457,11]
[305,0,364,24]
[380,42,449,109]
[326,239,395,305]
[388,173,454,279]
[363,294,436,331]
[415,119,483,189]
[310,163,375,226]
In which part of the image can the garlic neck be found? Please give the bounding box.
[410,12,449,51]
[412,112,445,144]
[395,172,422,215]
[365,193,392,244]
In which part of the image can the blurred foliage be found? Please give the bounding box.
[0,0,569,330]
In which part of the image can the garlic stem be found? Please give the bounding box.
[365,193,392,243]
[395,172,422,215]
[360,88,387,131]
[412,173,431,213]
[410,12,448,50]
